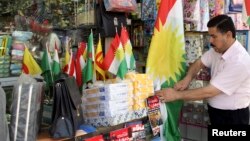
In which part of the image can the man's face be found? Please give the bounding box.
[208,27,229,54]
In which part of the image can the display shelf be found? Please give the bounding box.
[37,116,149,141]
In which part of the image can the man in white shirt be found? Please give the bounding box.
[156,14,250,125]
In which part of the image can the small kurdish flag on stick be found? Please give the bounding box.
[103,33,127,79]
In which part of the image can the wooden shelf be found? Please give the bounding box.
[37,130,87,141]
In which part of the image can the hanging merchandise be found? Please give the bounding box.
[183,0,201,31]
[97,1,127,37]
[141,0,157,21]
[76,0,96,26]
[9,74,45,141]
[50,75,83,138]
[103,0,137,12]
[184,33,204,65]
[228,0,243,13]
[183,0,210,31]
[209,0,225,17]
[144,20,155,35]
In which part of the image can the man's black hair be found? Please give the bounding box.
[207,15,236,38]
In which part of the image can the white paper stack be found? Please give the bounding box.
[82,81,131,118]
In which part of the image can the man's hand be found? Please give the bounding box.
[155,88,182,103]
[174,77,191,91]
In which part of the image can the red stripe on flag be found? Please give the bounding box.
[245,0,250,15]
[103,34,120,70]
[22,64,29,74]
[63,64,68,72]
[96,52,103,60]
[120,27,129,45]
[75,59,82,86]
[155,0,176,31]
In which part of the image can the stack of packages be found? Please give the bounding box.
[0,55,10,78]
[82,73,154,127]
[82,81,133,126]
[10,31,33,76]
[0,35,12,78]
[10,42,25,76]
[125,73,154,112]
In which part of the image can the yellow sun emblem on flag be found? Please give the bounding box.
[124,43,133,56]
[147,21,186,87]
[115,44,125,61]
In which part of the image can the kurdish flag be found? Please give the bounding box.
[120,27,136,70]
[146,0,186,141]
[103,33,127,79]
[22,47,42,75]
[242,0,250,25]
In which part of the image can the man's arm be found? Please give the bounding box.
[174,58,206,90]
[156,84,221,102]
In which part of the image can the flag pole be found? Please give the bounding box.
[91,29,96,83]
[67,49,72,74]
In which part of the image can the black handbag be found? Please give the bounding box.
[97,2,127,37]
[50,76,83,138]
[64,76,84,130]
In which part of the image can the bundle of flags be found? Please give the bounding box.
[62,28,136,85]
[21,27,136,89]
[103,27,136,79]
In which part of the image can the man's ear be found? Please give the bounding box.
[226,31,233,38]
